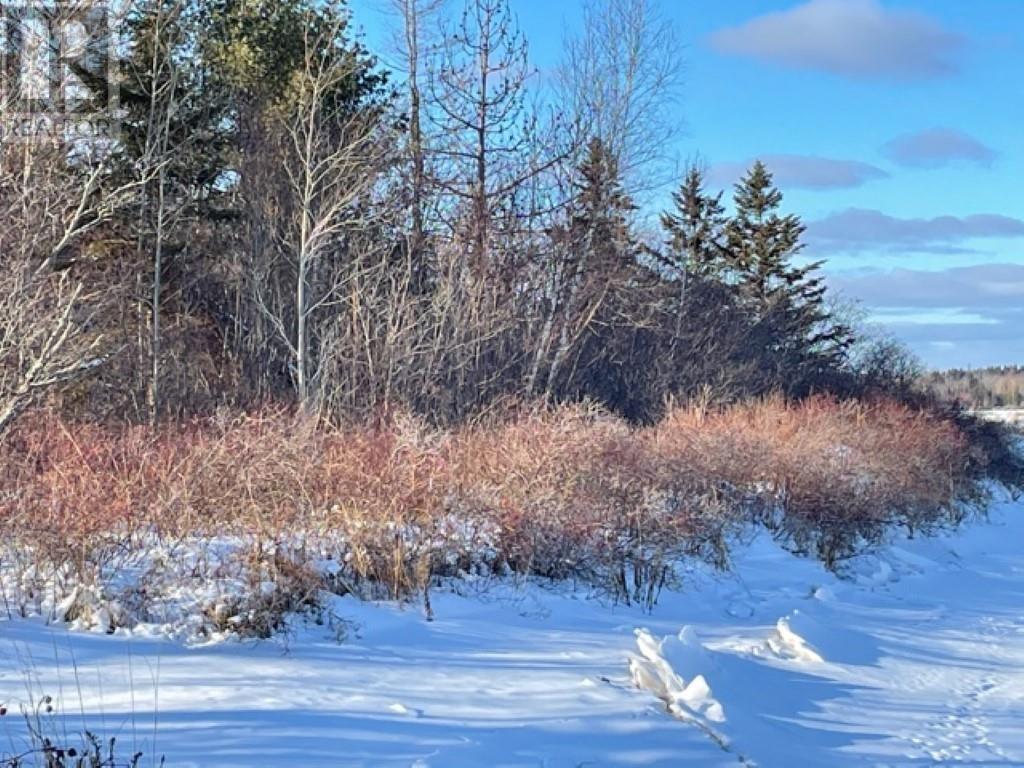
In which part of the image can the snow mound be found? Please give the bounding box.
[810,585,835,602]
[630,627,726,723]
[764,610,825,664]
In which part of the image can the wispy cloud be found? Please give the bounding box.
[882,129,997,169]
[806,209,1024,255]
[708,154,888,191]
[828,263,1024,367]
[708,0,964,80]
[828,263,1024,309]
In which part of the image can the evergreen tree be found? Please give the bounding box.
[726,161,807,304]
[427,0,540,271]
[540,138,638,401]
[569,137,638,273]
[725,161,851,388]
[659,166,729,281]
[114,0,235,198]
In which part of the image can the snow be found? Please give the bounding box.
[975,408,1024,426]
[2,496,1023,767]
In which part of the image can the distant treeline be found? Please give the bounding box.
[923,366,1024,409]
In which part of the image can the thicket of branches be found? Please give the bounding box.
[0,0,901,434]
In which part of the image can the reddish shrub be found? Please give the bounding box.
[0,396,984,620]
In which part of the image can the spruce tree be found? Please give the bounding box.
[659,166,729,281]
[541,138,638,402]
[725,161,851,387]
[570,137,638,273]
[726,161,807,304]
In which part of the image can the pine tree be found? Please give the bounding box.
[540,138,638,399]
[659,166,729,281]
[570,137,638,273]
[726,161,806,304]
[725,161,851,387]
[427,0,537,271]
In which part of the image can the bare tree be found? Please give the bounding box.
[0,139,145,438]
[427,0,543,271]
[385,0,446,265]
[558,0,684,197]
[0,271,100,437]
[129,0,188,423]
[247,16,394,409]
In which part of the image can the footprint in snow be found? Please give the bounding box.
[726,600,754,619]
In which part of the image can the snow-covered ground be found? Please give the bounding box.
[2,496,1023,767]
[975,408,1024,426]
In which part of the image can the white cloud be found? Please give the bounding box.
[708,0,963,80]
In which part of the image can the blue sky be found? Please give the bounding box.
[349,0,1024,370]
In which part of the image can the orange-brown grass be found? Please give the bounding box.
[0,396,984,625]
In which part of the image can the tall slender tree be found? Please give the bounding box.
[726,161,851,385]
[558,0,683,198]
[427,0,537,271]
[388,0,445,273]
[726,161,806,304]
